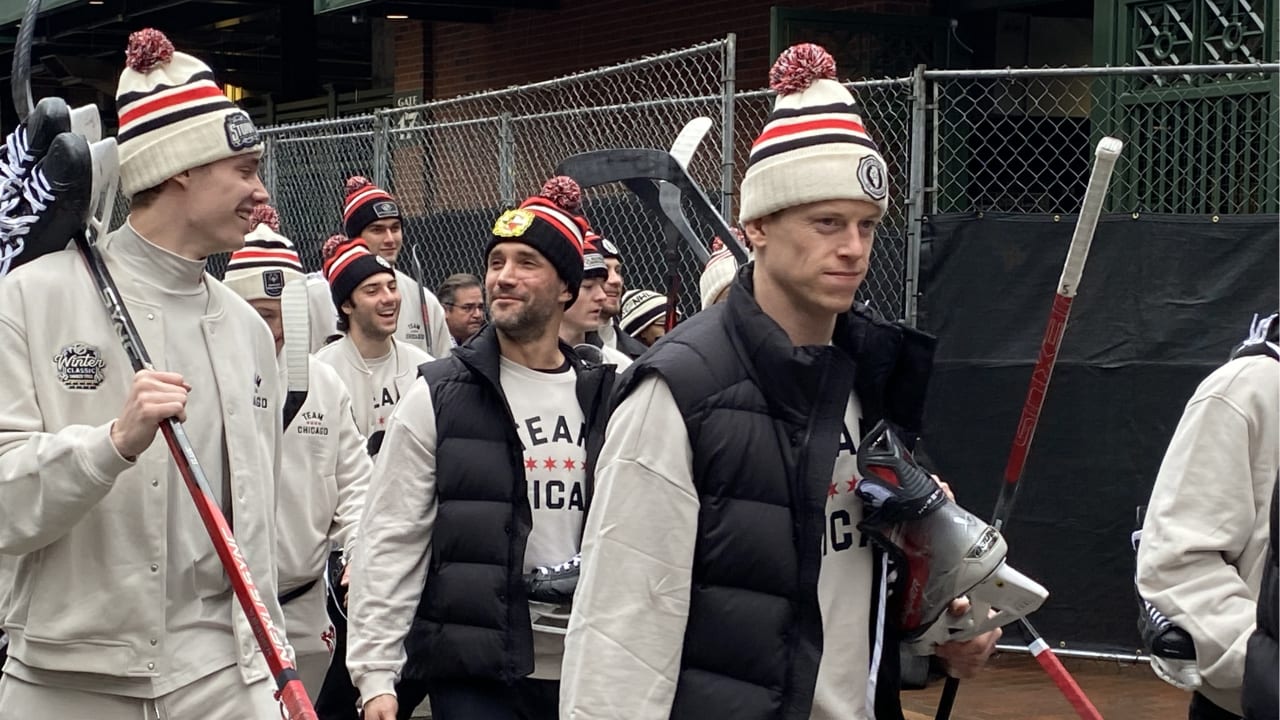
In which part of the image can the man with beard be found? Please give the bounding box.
[347,177,614,720]
[561,44,997,720]
[559,241,631,370]
[306,178,451,357]
[588,235,647,360]
[0,28,286,717]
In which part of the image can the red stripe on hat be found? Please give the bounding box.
[323,240,372,281]
[119,84,229,127]
[343,188,392,220]
[532,209,585,254]
[751,117,868,149]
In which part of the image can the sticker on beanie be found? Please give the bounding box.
[224,111,260,151]
[373,201,399,218]
[857,155,887,202]
[602,239,619,256]
[263,269,285,298]
[493,209,535,238]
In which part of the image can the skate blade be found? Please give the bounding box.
[70,105,102,144]
[87,138,119,242]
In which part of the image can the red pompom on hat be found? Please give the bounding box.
[537,175,583,214]
[768,43,837,95]
[125,28,175,74]
[321,234,348,262]
[346,176,373,194]
[249,204,281,233]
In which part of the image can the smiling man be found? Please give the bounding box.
[314,236,434,458]
[0,28,286,719]
[561,44,998,720]
[346,177,615,720]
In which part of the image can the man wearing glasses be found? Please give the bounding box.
[438,273,486,349]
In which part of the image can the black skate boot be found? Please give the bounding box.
[0,96,71,207]
[525,552,582,605]
[1,131,93,276]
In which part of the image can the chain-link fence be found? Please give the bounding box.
[927,64,1280,216]
[233,38,1277,326]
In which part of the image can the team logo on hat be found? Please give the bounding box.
[224,111,260,151]
[53,343,107,390]
[373,201,399,218]
[602,239,620,256]
[493,208,535,238]
[262,269,285,298]
[375,256,392,269]
[857,155,887,201]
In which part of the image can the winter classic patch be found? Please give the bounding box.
[262,269,285,298]
[53,343,107,390]
[373,200,400,219]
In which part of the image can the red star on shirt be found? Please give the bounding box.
[563,458,577,470]
[543,457,558,470]
[524,457,537,471]
[827,482,839,499]
[847,477,858,494]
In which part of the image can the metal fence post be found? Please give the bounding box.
[262,135,278,205]
[498,111,516,209]
[720,33,737,223]
[373,109,390,188]
[904,64,928,327]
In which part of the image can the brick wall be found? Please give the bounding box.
[392,0,933,99]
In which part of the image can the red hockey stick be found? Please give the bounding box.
[75,220,316,719]
[936,138,1123,720]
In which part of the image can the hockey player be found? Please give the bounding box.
[1138,312,1279,720]
[560,44,998,720]
[307,178,451,357]
[223,206,373,700]
[314,235,435,457]
[0,28,286,718]
[589,233,648,359]
[347,176,615,720]
[560,239,632,369]
[617,289,670,347]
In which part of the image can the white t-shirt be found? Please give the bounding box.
[501,356,586,680]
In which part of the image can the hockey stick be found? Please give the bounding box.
[409,242,431,349]
[74,140,316,720]
[660,117,711,330]
[935,137,1122,720]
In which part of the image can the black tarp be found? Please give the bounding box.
[918,212,1279,651]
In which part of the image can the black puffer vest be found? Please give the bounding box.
[401,324,614,684]
[616,268,936,720]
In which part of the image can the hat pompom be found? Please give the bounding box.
[538,176,582,214]
[345,176,374,195]
[321,234,349,261]
[125,29,175,74]
[769,43,837,95]
[249,204,280,233]
[709,237,725,253]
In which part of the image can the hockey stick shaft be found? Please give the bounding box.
[74,231,315,720]
[660,117,712,330]
[937,138,1121,720]
[990,137,1122,530]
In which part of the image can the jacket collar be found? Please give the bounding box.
[453,324,593,390]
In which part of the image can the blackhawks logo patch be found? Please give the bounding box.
[493,208,535,238]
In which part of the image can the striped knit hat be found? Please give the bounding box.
[486,176,589,306]
[739,43,888,223]
[116,29,262,198]
[322,235,395,313]
[582,229,607,280]
[342,176,400,239]
[619,289,668,337]
[224,205,305,302]
[700,234,748,310]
